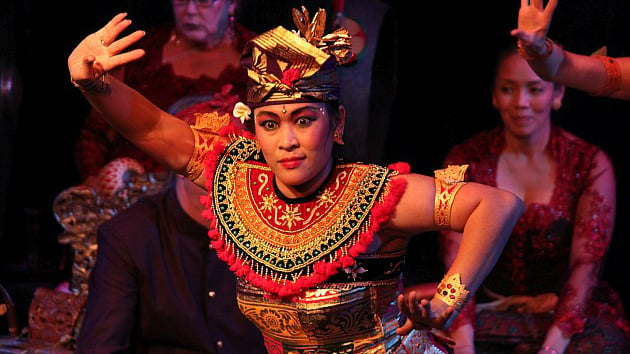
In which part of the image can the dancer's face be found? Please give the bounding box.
[254,102,344,198]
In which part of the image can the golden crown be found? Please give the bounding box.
[242,6,352,105]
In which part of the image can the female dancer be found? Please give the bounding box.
[67,9,524,352]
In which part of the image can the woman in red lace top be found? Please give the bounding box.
[440,45,630,353]
[75,0,254,187]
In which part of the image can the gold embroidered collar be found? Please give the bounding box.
[209,137,396,296]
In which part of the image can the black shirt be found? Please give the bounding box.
[76,183,265,353]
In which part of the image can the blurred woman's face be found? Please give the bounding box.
[492,53,564,138]
[253,102,344,199]
[172,0,234,47]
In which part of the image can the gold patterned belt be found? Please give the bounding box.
[236,251,406,352]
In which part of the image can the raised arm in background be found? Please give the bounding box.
[511,0,630,100]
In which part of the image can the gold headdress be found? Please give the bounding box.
[241,6,352,106]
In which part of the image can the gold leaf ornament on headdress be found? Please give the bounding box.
[292,6,325,45]
[292,7,352,65]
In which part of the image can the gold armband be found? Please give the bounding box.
[435,273,471,311]
[434,164,468,228]
[181,112,231,181]
[591,55,622,97]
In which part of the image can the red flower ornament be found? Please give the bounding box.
[280,67,301,87]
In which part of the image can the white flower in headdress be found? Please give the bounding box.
[232,102,252,124]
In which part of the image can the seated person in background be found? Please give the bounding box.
[512,0,630,101]
[438,43,630,354]
[75,0,254,187]
[75,174,266,353]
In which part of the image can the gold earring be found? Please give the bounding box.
[334,129,344,145]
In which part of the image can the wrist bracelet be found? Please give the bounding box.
[434,273,471,311]
[71,73,110,94]
[518,38,554,61]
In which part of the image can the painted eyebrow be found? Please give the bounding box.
[255,105,322,119]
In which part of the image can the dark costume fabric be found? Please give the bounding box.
[188,123,453,353]
[443,125,630,353]
[75,24,254,180]
[75,181,266,353]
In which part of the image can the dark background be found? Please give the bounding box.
[1,0,629,332]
